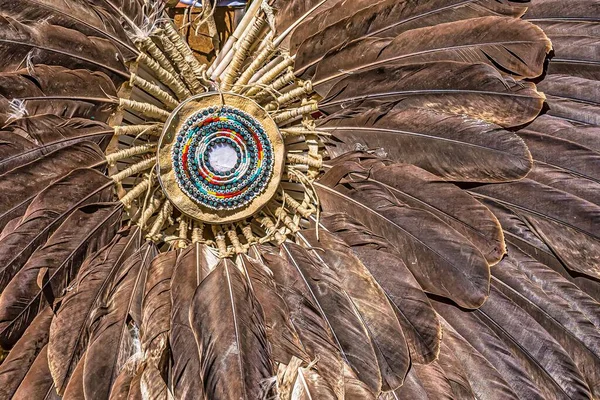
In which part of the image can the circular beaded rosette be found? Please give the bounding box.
[171,105,274,210]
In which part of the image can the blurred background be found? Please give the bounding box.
[167,0,249,65]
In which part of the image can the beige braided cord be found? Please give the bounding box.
[154,30,205,94]
[273,102,319,125]
[130,73,179,109]
[137,53,192,100]
[253,69,296,102]
[275,207,300,233]
[226,227,245,254]
[163,23,209,87]
[258,214,286,244]
[265,81,313,111]
[119,98,171,121]
[242,223,258,245]
[177,217,190,249]
[111,158,156,183]
[212,225,229,258]
[138,196,163,229]
[120,179,151,209]
[221,16,267,91]
[138,37,178,75]
[232,39,276,93]
[246,56,295,96]
[106,143,157,164]
[282,192,313,219]
[147,200,174,241]
[114,124,163,137]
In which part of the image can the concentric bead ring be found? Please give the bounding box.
[171,105,275,210]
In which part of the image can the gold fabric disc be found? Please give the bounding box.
[157,92,285,224]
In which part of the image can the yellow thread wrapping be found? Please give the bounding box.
[114,124,163,137]
[137,53,191,100]
[221,17,266,91]
[138,37,177,75]
[106,143,157,164]
[120,179,150,209]
[119,98,170,121]
[131,73,179,109]
[111,158,155,183]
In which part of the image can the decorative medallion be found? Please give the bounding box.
[157,92,286,224]
[171,105,274,211]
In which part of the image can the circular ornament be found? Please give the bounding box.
[157,93,285,224]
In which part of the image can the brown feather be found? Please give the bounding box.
[0,0,137,56]
[291,367,337,400]
[387,362,455,400]
[433,302,550,399]
[0,66,118,125]
[301,16,551,88]
[0,141,106,229]
[470,180,600,279]
[492,257,600,396]
[82,242,156,400]
[0,168,113,292]
[320,106,533,182]
[169,244,217,400]
[324,156,506,264]
[48,229,141,394]
[0,203,122,348]
[277,242,382,394]
[190,259,274,400]
[12,345,61,400]
[321,213,442,365]
[62,357,85,400]
[0,307,53,399]
[318,62,545,128]
[536,75,600,125]
[0,116,114,174]
[299,230,410,391]
[292,0,531,66]
[438,322,518,400]
[0,16,129,82]
[315,176,490,309]
[141,250,177,371]
[140,364,170,400]
[261,250,345,398]
[240,253,309,365]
